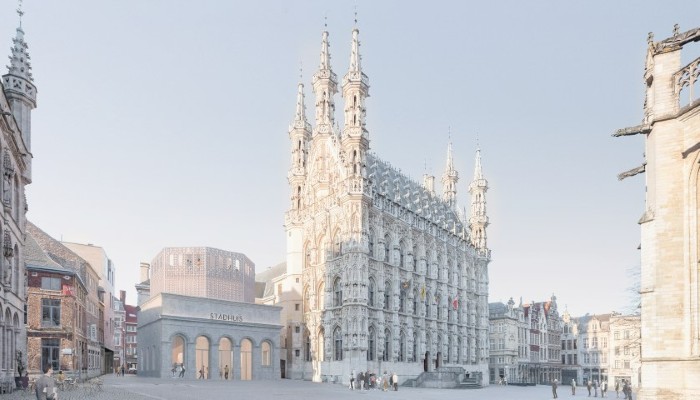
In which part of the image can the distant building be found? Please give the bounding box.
[137,247,281,380]
[26,222,104,379]
[577,314,610,384]
[124,304,138,372]
[149,247,255,303]
[113,291,126,373]
[488,296,561,384]
[488,298,522,384]
[62,242,117,373]
[608,314,640,388]
[615,24,700,400]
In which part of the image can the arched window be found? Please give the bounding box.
[261,341,271,366]
[333,327,343,361]
[317,328,325,362]
[413,289,418,315]
[425,291,432,318]
[384,281,391,311]
[383,329,391,361]
[195,336,210,379]
[368,279,375,307]
[447,335,452,363]
[304,243,311,269]
[333,277,342,307]
[317,282,325,310]
[384,235,391,262]
[303,287,310,312]
[304,329,311,361]
[368,230,375,258]
[399,241,406,268]
[218,338,232,380]
[399,286,407,313]
[240,339,252,380]
[412,246,418,270]
[367,327,375,361]
[333,231,342,257]
[412,332,419,362]
[436,294,442,320]
[171,335,185,368]
[399,332,406,362]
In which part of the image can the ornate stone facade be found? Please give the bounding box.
[284,26,490,385]
[0,8,36,381]
[616,25,700,400]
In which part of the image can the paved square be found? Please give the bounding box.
[37,375,628,400]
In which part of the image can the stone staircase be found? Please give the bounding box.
[402,367,483,389]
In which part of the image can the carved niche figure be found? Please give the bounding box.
[2,151,13,206]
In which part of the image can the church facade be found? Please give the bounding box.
[282,25,491,385]
[615,25,700,399]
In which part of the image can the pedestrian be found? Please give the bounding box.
[392,371,398,391]
[594,380,599,397]
[382,371,389,391]
[121,365,125,376]
[602,380,608,398]
[571,378,576,395]
[614,380,620,398]
[625,381,633,400]
[365,370,370,390]
[587,380,592,397]
[503,376,507,385]
[349,369,355,390]
[199,366,204,379]
[179,363,186,378]
[359,371,365,390]
[224,364,229,380]
[171,364,176,378]
[552,378,559,399]
[35,364,57,400]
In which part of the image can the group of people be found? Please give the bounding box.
[349,369,399,391]
[170,363,186,378]
[556,378,633,399]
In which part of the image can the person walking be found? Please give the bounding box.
[359,371,365,390]
[552,379,559,399]
[179,363,186,378]
[392,371,398,391]
[35,364,57,400]
[587,380,592,397]
[349,369,355,390]
[614,380,620,398]
[602,380,608,398]
[594,380,599,397]
[571,378,576,395]
[382,371,389,391]
[224,365,229,380]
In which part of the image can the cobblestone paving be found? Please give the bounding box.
[1,375,634,400]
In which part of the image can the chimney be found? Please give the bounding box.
[140,262,150,283]
[120,290,126,304]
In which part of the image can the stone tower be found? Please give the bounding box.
[615,25,700,400]
[1,4,36,379]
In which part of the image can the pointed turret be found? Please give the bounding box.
[3,5,36,179]
[469,148,489,251]
[312,30,338,134]
[341,26,370,179]
[442,141,459,208]
[288,81,311,210]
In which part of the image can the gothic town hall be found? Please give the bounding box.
[280,24,491,385]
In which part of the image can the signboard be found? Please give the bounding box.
[62,285,75,297]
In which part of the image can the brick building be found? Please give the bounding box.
[26,222,105,379]
[124,304,138,372]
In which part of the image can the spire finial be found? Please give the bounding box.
[354,3,358,26]
[17,0,24,28]
[299,60,303,81]
[476,131,480,150]
[673,23,680,36]
[448,125,452,142]
[324,13,328,29]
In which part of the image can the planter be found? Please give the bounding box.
[14,376,28,389]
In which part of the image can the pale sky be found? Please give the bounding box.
[4,0,697,316]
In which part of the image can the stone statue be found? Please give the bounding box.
[16,350,25,376]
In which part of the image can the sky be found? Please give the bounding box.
[2,0,698,316]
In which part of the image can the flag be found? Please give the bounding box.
[420,285,426,300]
[452,295,459,310]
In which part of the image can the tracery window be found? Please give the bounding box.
[333,277,342,307]
[333,327,343,361]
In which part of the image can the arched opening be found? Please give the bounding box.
[424,351,430,372]
[367,327,375,361]
[317,327,325,362]
[195,336,210,379]
[261,341,271,366]
[333,327,343,361]
[219,337,233,380]
[171,335,185,373]
[240,339,252,380]
[383,329,391,361]
[398,332,406,362]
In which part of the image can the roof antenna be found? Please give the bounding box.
[324,12,328,29]
[354,3,358,26]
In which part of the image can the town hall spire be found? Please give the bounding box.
[469,148,489,251]
[442,135,458,209]
[312,29,338,133]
